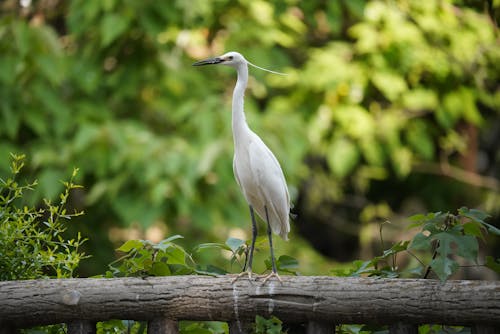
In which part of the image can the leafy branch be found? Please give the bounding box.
[0,154,88,280]
[334,207,499,281]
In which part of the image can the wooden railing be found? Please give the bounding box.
[0,276,499,334]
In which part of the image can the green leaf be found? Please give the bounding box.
[462,222,485,239]
[116,239,143,252]
[408,213,428,223]
[382,240,409,257]
[195,264,227,276]
[151,262,171,276]
[406,120,435,160]
[226,237,245,253]
[327,137,360,178]
[163,234,184,243]
[481,222,500,236]
[154,235,184,252]
[193,242,231,252]
[458,207,490,224]
[430,256,459,282]
[459,207,498,235]
[371,71,408,101]
[169,264,194,275]
[453,234,478,262]
[165,247,186,265]
[255,315,282,334]
[402,89,438,111]
[408,232,431,251]
[276,255,299,270]
[100,14,130,47]
[485,256,500,274]
[12,21,31,57]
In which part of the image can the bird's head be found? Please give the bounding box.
[193,51,286,75]
[192,51,246,68]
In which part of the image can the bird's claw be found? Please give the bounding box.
[231,270,254,284]
[260,271,283,284]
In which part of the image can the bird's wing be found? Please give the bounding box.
[247,135,290,240]
[233,156,242,189]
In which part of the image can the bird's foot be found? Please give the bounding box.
[230,270,254,284]
[260,271,283,284]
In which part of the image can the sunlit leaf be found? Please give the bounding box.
[116,240,144,253]
[327,138,360,178]
[371,71,408,101]
[165,247,186,265]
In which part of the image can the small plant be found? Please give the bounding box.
[408,208,499,281]
[254,315,284,334]
[333,207,500,281]
[105,235,197,277]
[0,154,87,280]
[195,236,299,276]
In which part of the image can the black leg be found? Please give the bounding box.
[264,205,278,274]
[246,205,258,273]
[232,205,259,283]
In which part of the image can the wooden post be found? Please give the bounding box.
[0,324,18,334]
[67,321,96,334]
[389,322,418,334]
[307,321,335,334]
[472,325,497,334]
[229,321,252,334]
[147,319,179,334]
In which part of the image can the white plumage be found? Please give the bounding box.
[194,51,290,281]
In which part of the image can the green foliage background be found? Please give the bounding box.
[0,0,499,276]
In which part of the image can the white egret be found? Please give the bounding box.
[193,52,290,282]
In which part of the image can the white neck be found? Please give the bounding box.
[232,63,250,145]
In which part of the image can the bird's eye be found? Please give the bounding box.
[228,56,234,60]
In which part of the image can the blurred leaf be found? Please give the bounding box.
[1,104,20,140]
[100,14,130,47]
[327,138,360,178]
[0,56,17,85]
[276,255,299,269]
[371,71,408,101]
[485,256,500,274]
[194,243,231,252]
[12,21,30,57]
[480,222,500,236]
[402,89,438,111]
[406,120,435,160]
[458,207,491,224]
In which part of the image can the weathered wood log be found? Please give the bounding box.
[0,276,498,329]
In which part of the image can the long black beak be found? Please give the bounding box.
[192,57,223,66]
